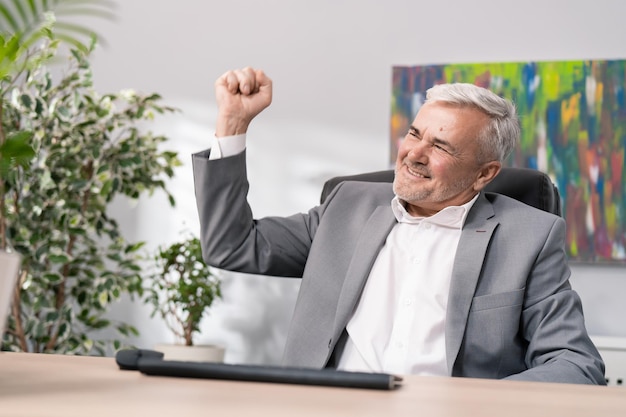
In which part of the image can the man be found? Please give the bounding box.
[192,67,605,384]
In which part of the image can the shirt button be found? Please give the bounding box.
[424,223,432,230]
[404,298,413,306]
[411,257,421,264]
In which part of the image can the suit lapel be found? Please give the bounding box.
[331,206,396,338]
[445,193,497,374]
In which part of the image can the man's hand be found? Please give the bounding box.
[214,67,273,137]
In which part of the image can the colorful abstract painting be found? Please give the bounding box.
[391,60,626,263]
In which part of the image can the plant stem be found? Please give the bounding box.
[11,269,28,351]
[0,182,6,251]
[0,98,7,250]
[185,315,193,346]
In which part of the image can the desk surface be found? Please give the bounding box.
[0,352,624,417]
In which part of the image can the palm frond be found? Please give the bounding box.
[0,2,21,33]
[0,0,116,49]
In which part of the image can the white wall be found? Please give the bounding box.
[91,0,626,364]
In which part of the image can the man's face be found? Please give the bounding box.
[393,101,497,217]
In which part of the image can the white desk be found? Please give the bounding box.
[0,352,624,416]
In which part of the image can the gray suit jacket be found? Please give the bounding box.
[192,149,605,384]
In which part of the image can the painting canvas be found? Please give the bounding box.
[391,60,626,263]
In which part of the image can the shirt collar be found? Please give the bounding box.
[391,193,479,229]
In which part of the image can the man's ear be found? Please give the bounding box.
[473,161,501,191]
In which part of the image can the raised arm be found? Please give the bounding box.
[193,68,316,278]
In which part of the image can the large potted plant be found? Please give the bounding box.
[0,0,84,344]
[144,234,224,362]
[0,0,181,354]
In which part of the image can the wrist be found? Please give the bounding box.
[215,115,250,137]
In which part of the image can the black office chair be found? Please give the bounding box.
[320,167,562,216]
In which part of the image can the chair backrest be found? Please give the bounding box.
[320,167,562,216]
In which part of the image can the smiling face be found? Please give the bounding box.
[393,101,501,217]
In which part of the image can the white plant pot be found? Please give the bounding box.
[0,250,21,337]
[154,343,226,363]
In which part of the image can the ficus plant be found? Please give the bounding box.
[1,0,117,247]
[144,235,221,347]
[0,3,182,353]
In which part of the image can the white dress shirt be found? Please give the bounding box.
[337,195,477,376]
[208,134,246,160]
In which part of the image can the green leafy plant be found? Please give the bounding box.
[1,0,116,248]
[1,32,181,353]
[144,235,221,347]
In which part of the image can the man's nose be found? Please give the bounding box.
[406,140,429,163]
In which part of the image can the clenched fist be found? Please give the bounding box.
[214,67,273,137]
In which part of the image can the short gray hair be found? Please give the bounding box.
[425,83,520,163]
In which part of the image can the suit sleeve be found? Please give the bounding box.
[192,149,321,278]
[504,217,606,384]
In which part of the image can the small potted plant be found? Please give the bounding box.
[144,234,224,362]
